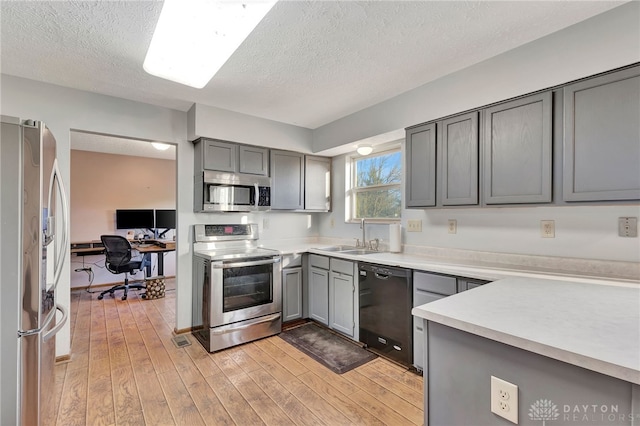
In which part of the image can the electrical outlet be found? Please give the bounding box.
[330,217,335,228]
[491,376,518,424]
[407,219,422,232]
[618,217,638,237]
[262,217,269,230]
[448,219,457,234]
[540,220,555,238]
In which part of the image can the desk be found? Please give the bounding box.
[70,240,104,255]
[134,242,175,276]
[71,240,175,277]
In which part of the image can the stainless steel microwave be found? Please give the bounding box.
[195,171,271,212]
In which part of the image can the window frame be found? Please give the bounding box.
[346,143,402,224]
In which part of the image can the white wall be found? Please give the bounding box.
[314,3,640,264]
[1,2,639,356]
[0,75,187,356]
[0,76,321,351]
[313,2,640,151]
[188,103,313,152]
[322,154,640,263]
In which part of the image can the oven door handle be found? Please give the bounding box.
[214,257,281,269]
[211,313,281,335]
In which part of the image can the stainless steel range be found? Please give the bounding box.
[191,223,282,352]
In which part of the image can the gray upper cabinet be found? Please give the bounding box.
[200,139,238,173]
[304,156,331,211]
[406,123,437,207]
[483,92,553,204]
[238,145,269,176]
[270,150,304,210]
[563,66,640,201]
[195,139,269,176]
[440,112,479,206]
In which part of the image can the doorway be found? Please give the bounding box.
[68,130,177,301]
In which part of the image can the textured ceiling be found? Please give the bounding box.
[0,1,627,129]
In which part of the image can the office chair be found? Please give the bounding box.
[97,235,145,301]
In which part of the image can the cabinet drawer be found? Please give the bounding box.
[282,253,302,269]
[413,271,457,296]
[457,278,489,292]
[330,258,353,276]
[309,254,329,270]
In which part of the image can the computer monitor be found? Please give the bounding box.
[115,209,154,229]
[155,209,176,229]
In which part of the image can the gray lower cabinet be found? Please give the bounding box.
[308,255,329,325]
[239,145,269,176]
[329,258,355,337]
[426,322,638,426]
[440,111,479,206]
[412,271,457,371]
[282,254,303,322]
[271,150,304,210]
[483,91,553,204]
[563,66,640,201]
[304,155,331,211]
[406,123,437,207]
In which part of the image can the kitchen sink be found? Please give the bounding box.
[341,249,381,255]
[317,245,357,252]
[316,246,382,255]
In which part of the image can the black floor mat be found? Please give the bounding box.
[279,323,377,374]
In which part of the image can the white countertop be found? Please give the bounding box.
[260,240,639,286]
[260,240,639,382]
[412,277,640,384]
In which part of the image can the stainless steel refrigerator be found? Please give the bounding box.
[1,116,69,425]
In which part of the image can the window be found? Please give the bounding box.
[348,146,402,221]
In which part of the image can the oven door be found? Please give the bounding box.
[209,256,282,327]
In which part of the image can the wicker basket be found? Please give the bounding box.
[143,276,166,299]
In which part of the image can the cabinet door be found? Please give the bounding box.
[413,289,445,371]
[239,145,269,176]
[456,278,489,293]
[329,271,354,337]
[283,267,302,322]
[406,123,436,207]
[270,150,304,209]
[304,156,331,211]
[483,92,552,204]
[309,266,329,325]
[441,112,479,206]
[203,139,238,172]
[563,67,640,201]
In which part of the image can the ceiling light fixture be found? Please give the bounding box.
[151,142,171,151]
[143,0,277,89]
[357,145,373,156]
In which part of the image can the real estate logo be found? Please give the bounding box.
[529,399,560,425]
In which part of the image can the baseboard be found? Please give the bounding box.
[71,275,176,291]
[55,354,71,364]
[174,326,193,335]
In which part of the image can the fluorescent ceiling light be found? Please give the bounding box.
[151,142,171,151]
[357,145,373,156]
[144,0,277,88]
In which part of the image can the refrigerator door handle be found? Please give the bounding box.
[43,304,68,342]
[47,159,69,291]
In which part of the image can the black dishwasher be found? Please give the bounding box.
[358,262,412,367]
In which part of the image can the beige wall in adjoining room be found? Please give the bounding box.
[70,149,176,241]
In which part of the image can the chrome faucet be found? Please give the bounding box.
[360,218,366,248]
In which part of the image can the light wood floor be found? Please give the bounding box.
[55,284,424,425]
